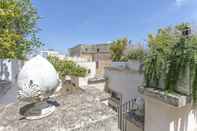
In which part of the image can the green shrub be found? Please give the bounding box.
[144,23,197,103]
[47,56,87,80]
[127,48,146,61]
[110,38,128,61]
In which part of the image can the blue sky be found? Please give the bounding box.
[33,0,197,53]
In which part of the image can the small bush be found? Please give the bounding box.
[47,56,87,80]
[127,48,146,61]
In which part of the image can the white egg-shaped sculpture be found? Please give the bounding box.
[17,55,59,101]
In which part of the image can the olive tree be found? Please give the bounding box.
[0,0,42,59]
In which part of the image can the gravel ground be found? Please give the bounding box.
[0,83,119,131]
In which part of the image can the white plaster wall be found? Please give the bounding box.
[77,62,96,79]
[112,62,127,69]
[105,68,143,103]
[65,56,88,62]
[71,76,88,88]
[145,96,197,131]
[127,60,142,71]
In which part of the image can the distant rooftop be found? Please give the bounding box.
[69,43,112,54]
[70,43,111,49]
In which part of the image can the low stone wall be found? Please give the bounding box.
[104,65,144,103]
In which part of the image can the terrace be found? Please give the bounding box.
[0,85,119,131]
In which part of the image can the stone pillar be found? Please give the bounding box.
[139,87,197,131]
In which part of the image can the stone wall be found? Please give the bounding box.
[104,61,144,103]
[145,96,197,131]
[69,44,112,76]
[0,60,23,104]
[96,60,112,76]
[77,61,96,79]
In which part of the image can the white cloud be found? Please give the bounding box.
[175,0,197,7]
[175,0,187,7]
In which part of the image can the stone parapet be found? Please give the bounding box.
[138,86,192,108]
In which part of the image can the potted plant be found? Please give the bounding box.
[144,23,197,103]
[127,47,146,72]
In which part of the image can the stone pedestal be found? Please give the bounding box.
[71,76,88,88]
[139,87,197,131]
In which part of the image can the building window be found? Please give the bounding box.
[85,48,88,52]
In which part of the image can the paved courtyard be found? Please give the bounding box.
[0,84,119,131]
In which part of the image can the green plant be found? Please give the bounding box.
[110,38,128,61]
[127,47,146,61]
[48,56,87,80]
[144,23,197,103]
[0,0,42,59]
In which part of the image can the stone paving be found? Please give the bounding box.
[0,85,120,131]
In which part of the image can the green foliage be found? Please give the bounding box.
[127,47,146,61]
[47,56,87,80]
[110,38,128,61]
[0,0,42,59]
[144,23,197,103]
[120,56,128,61]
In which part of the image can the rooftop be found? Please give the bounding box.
[0,86,119,131]
[69,43,112,54]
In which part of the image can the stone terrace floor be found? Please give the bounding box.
[0,85,119,131]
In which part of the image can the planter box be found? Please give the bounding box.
[138,86,191,107]
[176,65,192,96]
[127,60,143,72]
[71,76,88,88]
[112,62,127,69]
[149,65,192,96]
[139,86,197,131]
[149,73,166,90]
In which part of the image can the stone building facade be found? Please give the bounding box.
[69,43,112,76]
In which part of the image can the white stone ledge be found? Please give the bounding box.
[138,86,192,108]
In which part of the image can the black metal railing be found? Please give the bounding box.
[117,97,144,131]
